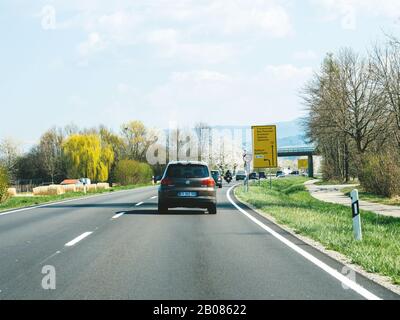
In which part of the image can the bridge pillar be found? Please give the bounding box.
[308,155,314,178]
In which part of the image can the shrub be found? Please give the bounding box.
[358,151,400,198]
[0,166,9,203]
[138,162,153,183]
[115,160,153,186]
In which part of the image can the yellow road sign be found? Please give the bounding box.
[298,159,308,170]
[252,125,278,169]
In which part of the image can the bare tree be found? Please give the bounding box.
[0,137,21,178]
[121,121,157,162]
[324,49,389,154]
[302,54,351,181]
[371,38,400,147]
[38,128,63,183]
[194,122,210,161]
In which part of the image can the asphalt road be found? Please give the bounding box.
[0,184,398,300]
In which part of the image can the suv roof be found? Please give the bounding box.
[167,160,208,166]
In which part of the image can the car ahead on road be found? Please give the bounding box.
[258,171,266,179]
[211,170,223,188]
[290,170,300,176]
[158,161,217,214]
[276,170,285,178]
[235,170,246,181]
[249,172,259,180]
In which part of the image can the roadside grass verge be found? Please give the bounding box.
[235,177,400,285]
[341,186,400,206]
[0,183,153,213]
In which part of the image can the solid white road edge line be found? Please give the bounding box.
[135,202,144,206]
[65,232,93,247]
[112,212,125,219]
[226,185,381,301]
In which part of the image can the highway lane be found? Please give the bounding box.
[0,184,398,300]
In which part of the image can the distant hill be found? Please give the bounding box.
[276,118,309,147]
[278,135,308,147]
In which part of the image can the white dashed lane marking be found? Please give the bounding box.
[65,232,93,247]
[112,212,125,219]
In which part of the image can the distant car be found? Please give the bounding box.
[153,175,162,184]
[249,172,258,180]
[290,170,300,176]
[211,170,223,188]
[79,178,91,185]
[158,161,217,214]
[236,170,246,181]
[60,179,82,185]
[276,171,285,178]
[258,172,266,179]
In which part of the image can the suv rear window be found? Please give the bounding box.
[166,164,209,178]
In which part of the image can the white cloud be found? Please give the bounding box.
[215,3,293,37]
[265,64,313,80]
[89,11,142,45]
[77,32,106,57]
[311,0,400,29]
[147,28,237,64]
[147,65,312,126]
[54,0,293,61]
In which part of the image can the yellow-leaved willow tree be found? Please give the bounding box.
[62,134,114,182]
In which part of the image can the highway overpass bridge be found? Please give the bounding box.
[278,147,317,177]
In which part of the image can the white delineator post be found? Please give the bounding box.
[351,189,362,241]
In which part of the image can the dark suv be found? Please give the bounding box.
[158,161,217,214]
[211,170,223,188]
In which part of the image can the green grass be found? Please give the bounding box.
[341,186,400,206]
[0,183,152,212]
[235,177,400,285]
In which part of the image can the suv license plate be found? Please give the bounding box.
[177,192,197,197]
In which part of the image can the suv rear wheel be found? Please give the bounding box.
[158,202,168,213]
[208,204,217,214]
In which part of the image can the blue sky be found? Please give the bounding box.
[1,0,400,148]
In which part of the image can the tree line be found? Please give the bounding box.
[303,35,400,197]
[0,120,159,186]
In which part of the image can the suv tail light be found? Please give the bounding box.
[161,178,173,186]
[201,178,215,188]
